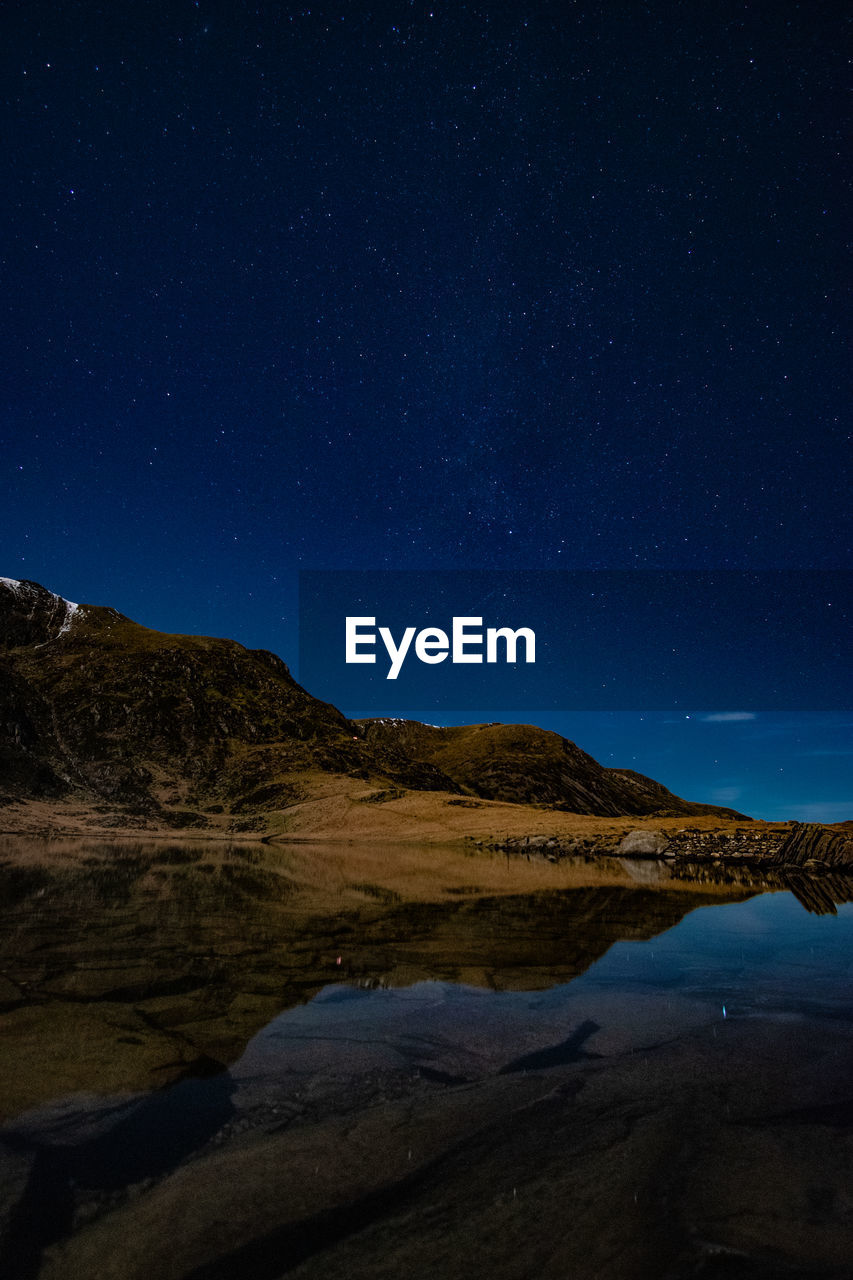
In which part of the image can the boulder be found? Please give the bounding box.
[617,829,671,856]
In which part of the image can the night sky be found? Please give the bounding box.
[2,1,850,818]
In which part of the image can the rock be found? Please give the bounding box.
[617,829,671,856]
[772,823,853,870]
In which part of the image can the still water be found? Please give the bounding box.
[0,838,851,1279]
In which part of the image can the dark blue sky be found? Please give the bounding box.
[2,1,849,817]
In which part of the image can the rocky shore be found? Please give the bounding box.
[486,821,853,873]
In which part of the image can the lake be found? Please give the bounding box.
[0,836,851,1279]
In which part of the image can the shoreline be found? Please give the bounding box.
[2,801,850,882]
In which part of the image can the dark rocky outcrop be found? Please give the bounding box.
[772,822,853,870]
[0,578,359,812]
[0,579,73,649]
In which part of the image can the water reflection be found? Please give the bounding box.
[0,835,773,1119]
[1,837,852,1280]
[0,836,851,1122]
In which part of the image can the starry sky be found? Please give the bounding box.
[2,1,849,818]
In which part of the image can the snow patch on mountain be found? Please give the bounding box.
[58,600,80,635]
[1,576,81,638]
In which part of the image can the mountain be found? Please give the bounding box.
[0,578,744,825]
[0,578,453,812]
[354,719,738,817]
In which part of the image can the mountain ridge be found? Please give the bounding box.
[0,578,746,827]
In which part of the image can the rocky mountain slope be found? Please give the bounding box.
[0,578,743,825]
[355,718,739,817]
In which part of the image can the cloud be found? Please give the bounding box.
[708,786,744,805]
[783,802,853,823]
[700,712,757,723]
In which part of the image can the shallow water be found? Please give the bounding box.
[1,837,851,1279]
[235,892,853,1092]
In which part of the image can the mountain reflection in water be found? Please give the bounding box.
[0,835,778,1116]
[0,837,851,1280]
